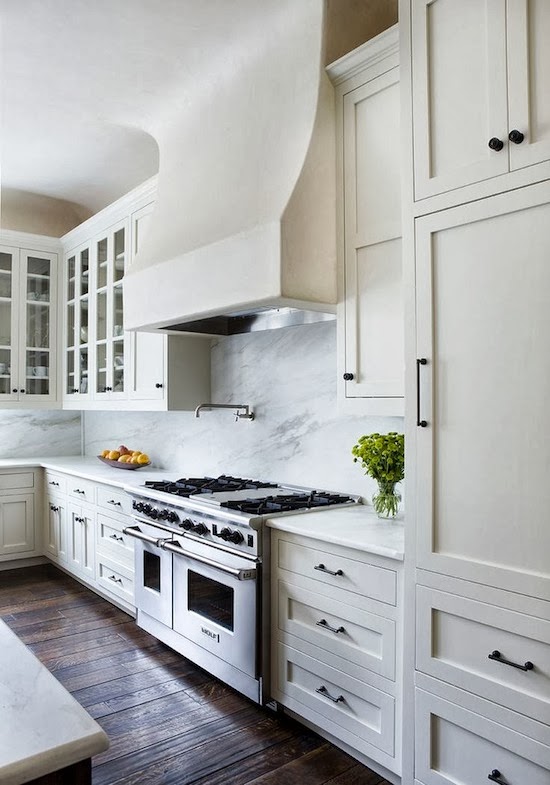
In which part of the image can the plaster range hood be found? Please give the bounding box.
[123,1,337,337]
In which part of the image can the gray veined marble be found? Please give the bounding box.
[0,410,81,459]
[83,321,404,501]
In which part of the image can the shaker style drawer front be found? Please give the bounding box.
[96,484,133,517]
[97,513,134,564]
[277,643,395,756]
[415,689,550,785]
[277,538,397,606]
[278,580,396,680]
[67,478,96,505]
[96,556,134,604]
[416,587,550,724]
[0,472,34,491]
[44,471,67,496]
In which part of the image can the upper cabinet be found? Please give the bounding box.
[62,179,210,411]
[0,239,59,407]
[411,0,550,204]
[328,26,404,416]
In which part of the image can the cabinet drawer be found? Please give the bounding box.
[0,471,34,491]
[277,538,396,605]
[44,471,66,496]
[416,689,550,785]
[96,555,134,605]
[278,579,395,680]
[96,484,133,517]
[67,477,96,505]
[417,587,550,724]
[276,643,395,756]
[96,512,134,564]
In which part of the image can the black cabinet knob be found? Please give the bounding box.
[155,383,163,389]
[12,388,18,393]
[508,129,524,144]
[20,389,25,394]
[343,372,354,381]
[488,137,504,151]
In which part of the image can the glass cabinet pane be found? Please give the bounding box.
[66,349,76,394]
[67,256,75,301]
[24,256,52,395]
[0,252,12,299]
[79,299,88,345]
[67,302,75,348]
[80,249,89,297]
[0,253,13,391]
[114,228,125,283]
[96,343,107,393]
[80,348,88,394]
[97,238,108,289]
[97,291,107,342]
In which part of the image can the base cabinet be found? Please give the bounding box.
[0,469,40,560]
[271,529,402,776]
[44,470,135,612]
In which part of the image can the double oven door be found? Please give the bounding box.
[128,518,259,679]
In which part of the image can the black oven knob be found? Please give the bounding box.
[149,508,159,520]
[181,518,194,531]
[133,501,142,512]
[167,511,178,523]
[192,523,208,536]
[229,529,244,545]
[158,509,169,520]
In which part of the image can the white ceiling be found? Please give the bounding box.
[0,0,285,215]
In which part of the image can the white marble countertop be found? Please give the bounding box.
[0,456,171,489]
[0,618,109,785]
[267,505,404,561]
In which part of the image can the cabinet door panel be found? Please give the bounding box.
[0,246,20,401]
[129,331,165,401]
[507,0,550,171]
[416,184,550,598]
[0,493,34,554]
[412,0,508,199]
[68,504,82,572]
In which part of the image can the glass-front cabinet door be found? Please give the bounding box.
[65,244,91,400]
[0,245,57,403]
[94,221,128,400]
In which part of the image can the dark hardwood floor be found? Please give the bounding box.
[0,564,389,785]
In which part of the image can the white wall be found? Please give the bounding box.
[0,410,81,458]
[83,321,403,501]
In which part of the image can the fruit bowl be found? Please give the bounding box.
[97,456,151,470]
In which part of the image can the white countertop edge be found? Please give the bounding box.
[266,506,404,561]
[0,456,169,489]
[3,733,109,785]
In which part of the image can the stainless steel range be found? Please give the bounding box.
[123,475,360,704]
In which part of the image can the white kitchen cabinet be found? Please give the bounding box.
[45,496,68,563]
[67,502,95,581]
[0,241,58,407]
[414,182,550,601]
[411,0,550,202]
[0,469,40,560]
[327,27,403,416]
[62,180,210,411]
[271,528,402,778]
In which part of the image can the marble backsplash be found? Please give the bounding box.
[84,321,403,501]
[0,410,82,458]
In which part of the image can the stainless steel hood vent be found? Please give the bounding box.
[123,1,337,336]
[165,307,336,337]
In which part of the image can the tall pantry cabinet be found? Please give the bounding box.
[400,2,550,784]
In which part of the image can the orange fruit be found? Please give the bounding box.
[108,450,121,461]
[118,455,130,463]
[101,449,110,458]
[130,455,140,464]
[137,453,150,464]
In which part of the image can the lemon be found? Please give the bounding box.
[137,453,150,465]
[101,449,110,458]
[118,455,130,463]
[108,450,121,461]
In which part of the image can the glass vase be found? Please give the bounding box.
[372,480,401,519]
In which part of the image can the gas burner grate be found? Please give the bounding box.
[143,475,278,497]
[220,492,355,515]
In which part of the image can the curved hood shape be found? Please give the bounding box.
[124,0,336,335]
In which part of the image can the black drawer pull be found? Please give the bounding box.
[50,505,59,512]
[488,770,506,785]
[109,534,124,542]
[416,358,428,427]
[315,685,344,704]
[73,488,85,495]
[49,481,59,486]
[316,618,345,635]
[108,499,122,506]
[314,563,343,577]
[488,650,533,671]
[108,575,123,584]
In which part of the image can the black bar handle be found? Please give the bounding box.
[315,685,344,704]
[314,563,343,577]
[416,358,428,427]
[488,650,533,671]
[488,770,506,784]
[316,618,345,635]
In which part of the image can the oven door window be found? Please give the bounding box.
[188,570,234,631]
[143,550,161,592]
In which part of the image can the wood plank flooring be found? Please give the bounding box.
[0,564,390,785]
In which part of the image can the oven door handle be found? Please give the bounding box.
[122,525,169,548]
[161,540,257,581]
